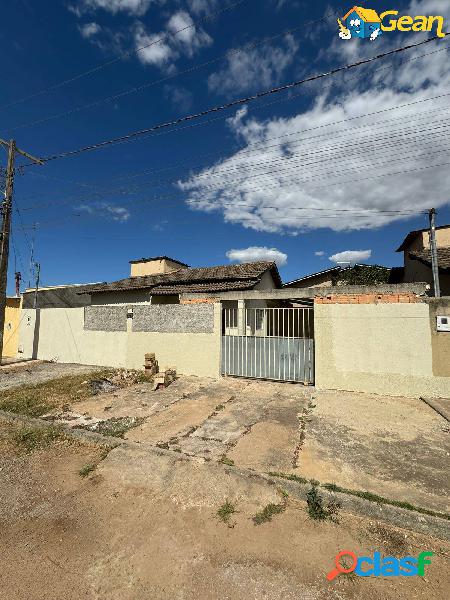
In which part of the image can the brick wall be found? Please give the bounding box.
[314,293,420,304]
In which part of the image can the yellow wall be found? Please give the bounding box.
[315,302,450,398]
[18,304,221,378]
[130,258,184,277]
[2,297,21,357]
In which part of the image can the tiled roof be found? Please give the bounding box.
[409,248,450,271]
[87,261,281,295]
[151,280,259,295]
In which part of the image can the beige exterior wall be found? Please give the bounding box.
[428,298,450,378]
[130,258,184,277]
[315,302,450,398]
[2,297,21,357]
[409,227,450,251]
[18,304,221,378]
[404,254,450,295]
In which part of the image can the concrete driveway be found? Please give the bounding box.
[51,374,450,514]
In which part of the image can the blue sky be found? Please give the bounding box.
[1,0,450,293]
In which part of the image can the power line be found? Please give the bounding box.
[19,114,450,209]
[1,9,342,134]
[0,0,247,112]
[33,34,449,164]
[18,156,447,232]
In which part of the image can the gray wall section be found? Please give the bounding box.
[84,306,127,331]
[133,304,214,333]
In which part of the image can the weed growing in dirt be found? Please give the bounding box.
[79,463,96,477]
[217,501,236,524]
[215,404,225,411]
[95,416,145,438]
[12,425,64,452]
[219,455,234,466]
[253,502,285,525]
[78,446,111,477]
[306,482,341,521]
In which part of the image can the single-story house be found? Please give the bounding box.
[86,256,282,305]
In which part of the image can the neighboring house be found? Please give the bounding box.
[87,256,282,305]
[396,224,450,295]
[341,6,381,38]
[284,264,397,289]
[2,297,21,357]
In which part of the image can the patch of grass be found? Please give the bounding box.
[0,369,117,417]
[217,501,236,525]
[253,502,285,525]
[321,482,450,521]
[12,425,64,453]
[215,404,226,411]
[306,483,341,521]
[78,446,111,477]
[219,455,234,466]
[79,463,96,478]
[269,472,450,522]
[95,416,145,438]
[268,471,309,485]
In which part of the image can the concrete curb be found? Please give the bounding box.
[1,409,449,540]
[420,397,450,423]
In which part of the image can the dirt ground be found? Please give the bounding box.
[1,420,449,600]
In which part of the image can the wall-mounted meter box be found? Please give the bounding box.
[436,316,450,332]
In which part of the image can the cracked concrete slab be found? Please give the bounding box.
[296,390,450,513]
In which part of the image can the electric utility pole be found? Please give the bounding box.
[428,208,441,298]
[0,139,42,364]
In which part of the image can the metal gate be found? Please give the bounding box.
[221,307,314,383]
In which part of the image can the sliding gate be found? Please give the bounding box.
[221,307,314,383]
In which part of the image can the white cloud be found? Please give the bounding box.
[314,251,325,256]
[134,23,174,68]
[75,0,158,16]
[208,34,299,95]
[134,11,212,70]
[226,246,288,266]
[180,0,450,234]
[167,11,212,58]
[78,22,101,39]
[187,0,218,16]
[329,250,371,265]
[76,203,130,222]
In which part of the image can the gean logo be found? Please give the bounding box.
[327,550,433,580]
[337,5,446,41]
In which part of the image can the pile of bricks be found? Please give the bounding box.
[152,367,177,391]
[314,293,420,304]
[144,353,158,378]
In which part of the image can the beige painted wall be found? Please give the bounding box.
[315,302,450,398]
[18,305,221,378]
[427,298,450,378]
[409,227,450,251]
[130,258,184,277]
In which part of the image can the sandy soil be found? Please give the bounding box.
[0,421,449,600]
